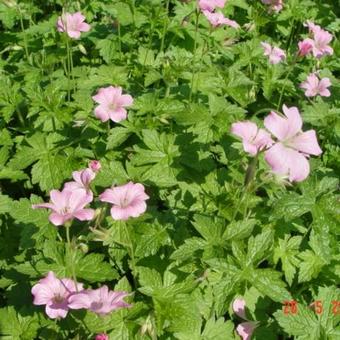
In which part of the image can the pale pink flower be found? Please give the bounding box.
[261,42,286,64]
[68,285,130,315]
[264,105,322,182]
[64,168,96,198]
[298,39,313,56]
[300,73,331,97]
[202,10,239,28]
[232,298,247,319]
[231,121,273,156]
[92,86,133,123]
[304,21,321,35]
[236,322,258,340]
[99,182,149,220]
[198,0,226,12]
[261,0,283,12]
[32,188,95,226]
[95,334,109,340]
[89,160,101,172]
[31,271,83,319]
[57,12,90,39]
[309,28,333,58]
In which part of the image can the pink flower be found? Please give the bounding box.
[202,10,239,28]
[231,121,273,156]
[264,105,322,182]
[92,86,133,123]
[309,28,333,58]
[300,73,331,97]
[298,39,313,56]
[261,42,286,64]
[57,12,90,39]
[261,0,283,12]
[198,0,226,12]
[31,271,83,319]
[68,285,130,315]
[302,22,333,58]
[32,188,95,226]
[236,322,258,340]
[232,298,247,319]
[64,168,96,198]
[95,334,109,340]
[89,160,101,172]
[99,182,149,220]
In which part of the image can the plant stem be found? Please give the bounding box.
[117,20,122,60]
[65,225,79,292]
[189,9,200,103]
[18,6,30,63]
[122,222,137,288]
[159,0,170,54]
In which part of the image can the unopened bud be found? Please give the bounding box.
[78,43,87,55]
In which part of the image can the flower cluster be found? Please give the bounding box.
[198,0,239,28]
[261,42,286,64]
[31,271,130,319]
[33,161,149,225]
[231,105,322,182]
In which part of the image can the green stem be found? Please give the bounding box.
[18,7,30,63]
[122,222,137,288]
[189,9,200,103]
[159,0,170,54]
[117,21,122,60]
[65,225,79,292]
[277,56,297,110]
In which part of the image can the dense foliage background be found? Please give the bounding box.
[0,0,339,339]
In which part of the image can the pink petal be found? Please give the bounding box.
[232,298,247,319]
[236,322,257,340]
[45,303,68,319]
[79,22,91,32]
[49,212,69,226]
[264,111,290,141]
[68,292,92,309]
[265,143,310,182]
[282,105,303,139]
[73,208,95,221]
[94,105,110,122]
[99,189,116,204]
[118,94,133,107]
[109,107,127,122]
[32,202,55,210]
[289,130,322,156]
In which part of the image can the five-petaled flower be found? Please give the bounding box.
[300,73,331,97]
[264,105,322,182]
[31,271,83,319]
[92,86,133,123]
[231,121,273,156]
[64,168,96,199]
[57,12,90,39]
[32,188,95,226]
[261,42,286,64]
[198,0,226,12]
[99,182,149,220]
[68,285,130,315]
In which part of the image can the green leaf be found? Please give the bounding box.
[223,219,257,241]
[273,235,302,285]
[246,229,273,266]
[298,249,326,283]
[76,253,119,282]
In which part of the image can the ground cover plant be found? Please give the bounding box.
[0,0,339,339]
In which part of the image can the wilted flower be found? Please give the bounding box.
[300,73,331,97]
[31,271,83,319]
[92,86,133,123]
[32,188,95,226]
[261,42,286,64]
[261,0,283,13]
[232,298,247,319]
[198,0,226,12]
[57,12,90,39]
[95,334,109,340]
[202,10,239,28]
[264,105,322,182]
[64,168,96,199]
[231,121,273,156]
[298,39,313,56]
[68,285,130,315]
[99,182,149,220]
[89,160,101,172]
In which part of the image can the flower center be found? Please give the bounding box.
[108,103,117,111]
[91,301,103,310]
[53,294,64,304]
[120,197,130,208]
[60,206,70,215]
